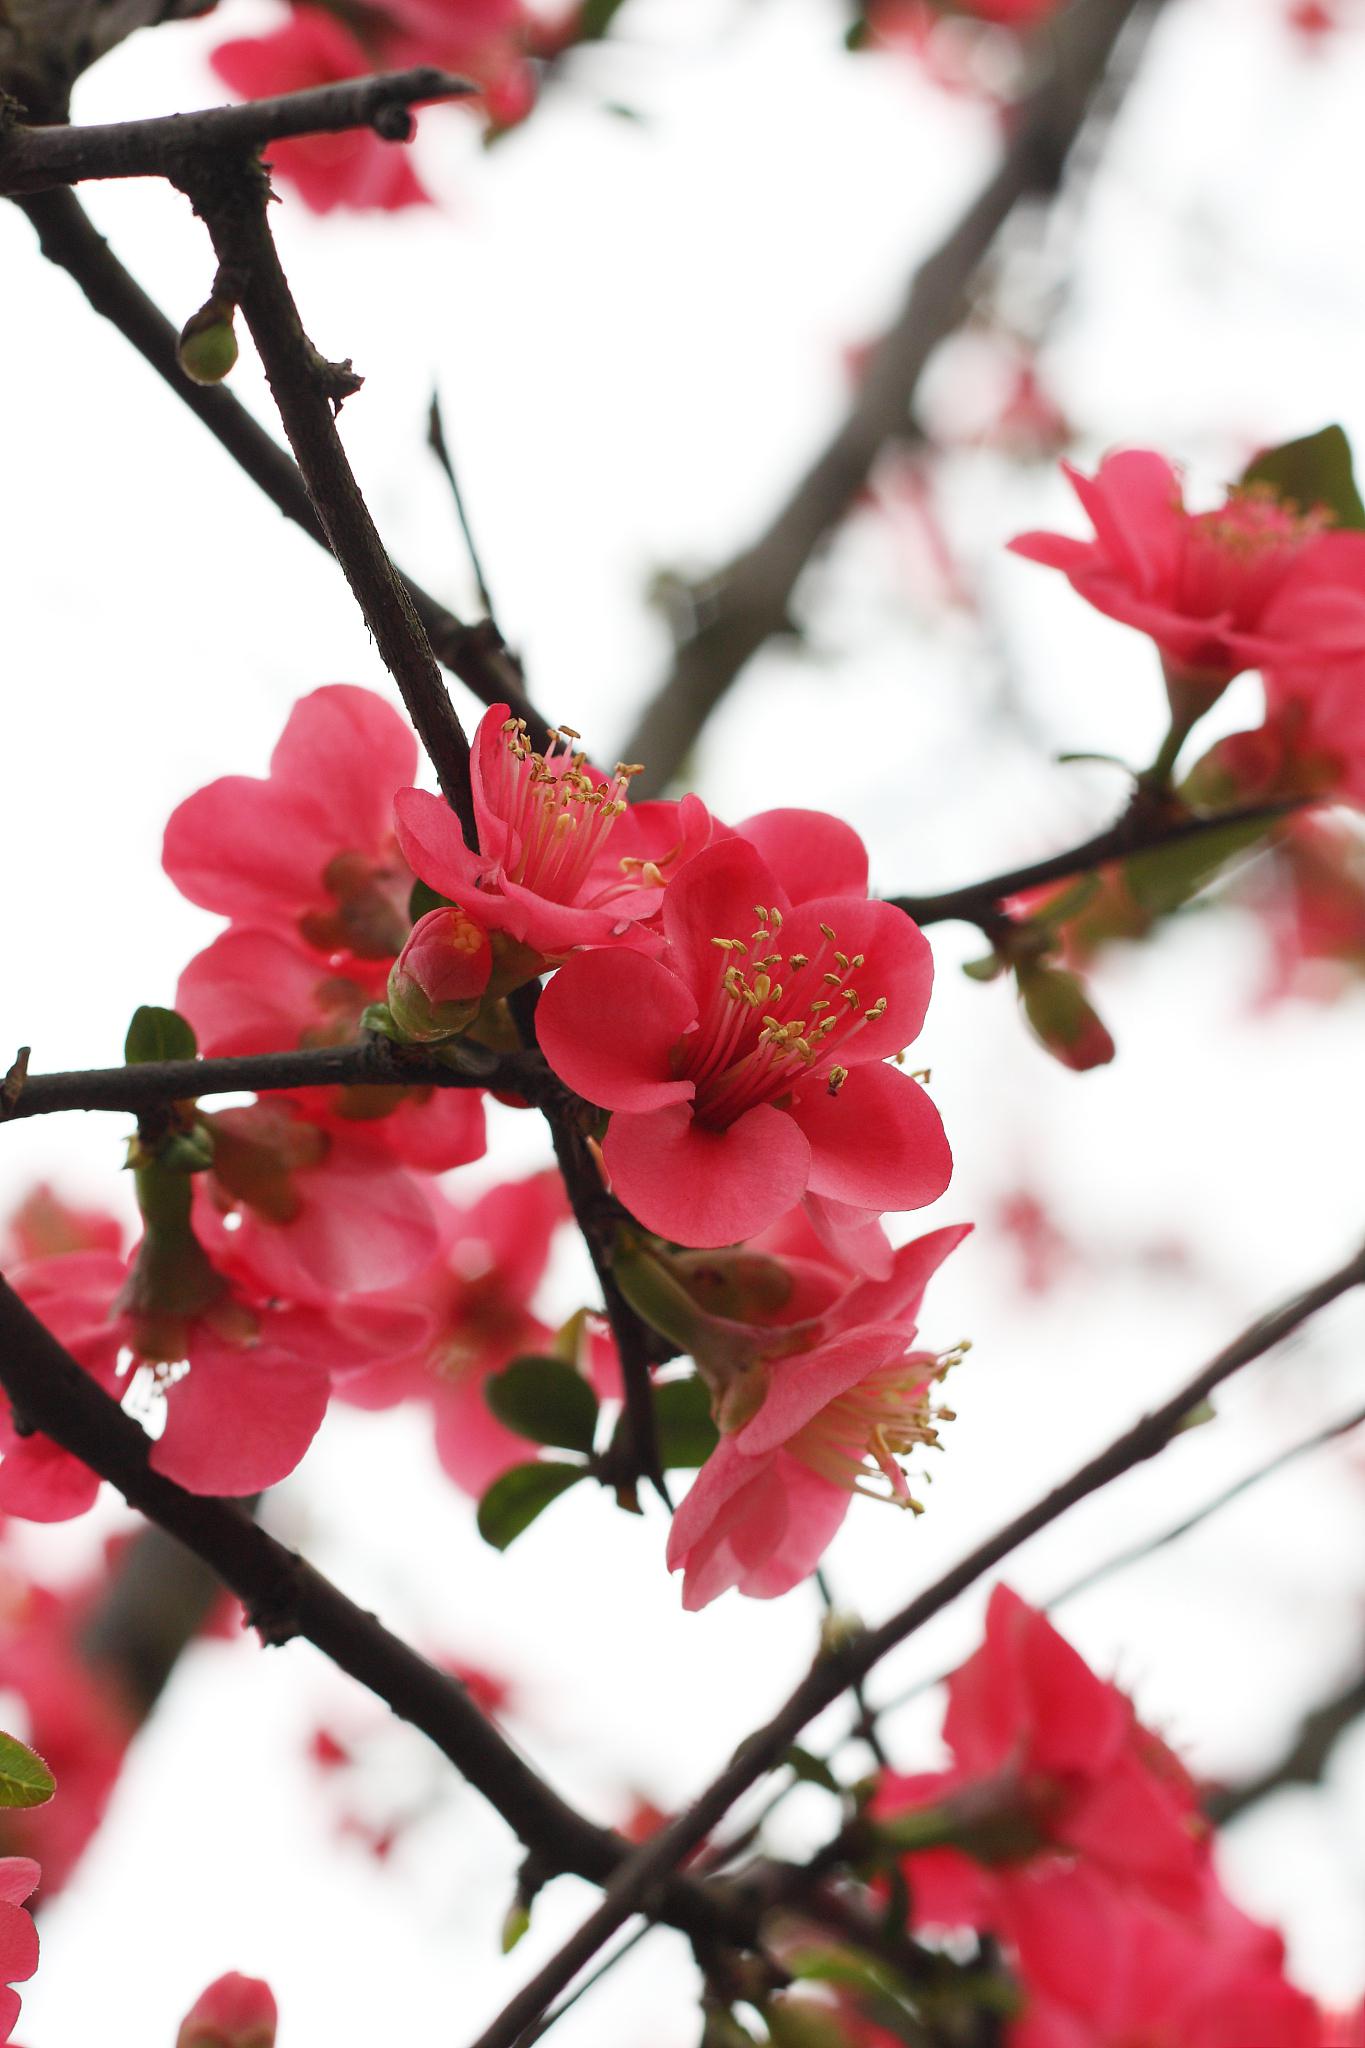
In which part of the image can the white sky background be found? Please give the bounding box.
[4,0,1365,2039]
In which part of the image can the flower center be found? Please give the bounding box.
[1180,488,1325,624]
[787,1346,965,1508]
[496,720,642,904]
[677,907,889,1128]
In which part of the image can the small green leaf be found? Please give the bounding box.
[576,0,631,39]
[1122,818,1269,916]
[125,1005,197,1066]
[408,878,452,922]
[485,1357,599,1454]
[652,1375,719,1469]
[0,1731,54,1809]
[783,1745,841,1794]
[476,1461,586,1550]
[1242,424,1365,529]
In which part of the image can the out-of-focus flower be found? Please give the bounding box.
[176,1972,277,2048]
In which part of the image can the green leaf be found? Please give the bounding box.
[1242,424,1365,529]
[125,1005,197,1066]
[408,879,452,923]
[1122,817,1270,917]
[576,0,631,39]
[783,1745,841,1794]
[0,1731,54,1809]
[484,1357,599,1454]
[476,1461,586,1551]
[652,1375,719,1469]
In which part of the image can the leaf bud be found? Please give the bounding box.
[178,296,240,387]
[386,905,493,1041]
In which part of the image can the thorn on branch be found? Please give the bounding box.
[1,1045,30,1113]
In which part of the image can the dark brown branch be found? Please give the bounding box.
[13,186,548,744]
[0,70,475,195]
[174,153,478,844]
[0,1040,519,1121]
[620,0,1158,797]
[893,797,1306,931]
[466,1242,1365,2048]
[0,1277,743,1945]
[1206,1661,1365,1826]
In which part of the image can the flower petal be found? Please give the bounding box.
[537,951,697,1111]
[790,1064,951,1212]
[735,811,869,903]
[604,1103,810,1247]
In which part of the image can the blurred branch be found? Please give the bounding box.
[0,1276,747,1947]
[12,185,549,744]
[894,796,1307,931]
[176,152,479,843]
[0,0,215,124]
[620,0,1160,797]
[465,1241,1365,2048]
[1207,1661,1365,1826]
[0,70,474,194]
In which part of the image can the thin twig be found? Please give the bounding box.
[0,1278,747,1947]
[620,0,1160,797]
[14,186,547,742]
[0,69,474,194]
[464,1241,1365,2048]
[175,152,479,844]
[1207,1663,1365,1826]
[893,797,1305,932]
[429,389,502,624]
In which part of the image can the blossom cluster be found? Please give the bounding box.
[0,684,957,1609]
[778,1587,1362,2046]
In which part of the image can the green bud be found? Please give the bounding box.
[178,296,239,386]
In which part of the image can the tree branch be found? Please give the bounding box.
[0,70,475,195]
[13,185,548,744]
[0,1039,520,1121]
[0,1277,746,1946]
[893,797,1306,930]
[1206,1661,1365,1826]
[465,1241,1365,2048]
[620,0,1159,797]
[170,152,478,843]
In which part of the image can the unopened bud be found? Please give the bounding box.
[387,906,492,1041]
[1017,964,1115,1072]
[177,1972,277,2048]
[178,296,239,386]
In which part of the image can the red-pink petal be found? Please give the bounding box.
[604,1103,810,1247]
[790,1064,951,1212]
[177,929,338,1056]
[152,1348,330,1495]
[735,811,869,903]
[537,952,697,1111]
[268,686,417,845]
[834,1222,972,1331]
[0,1901,36,1987]
[780,894,935,1061]
[163,776,338,924]
[393,786,488,903]
[660,839,790,994]
[0,1864,38,1913]
[737,1325,912,1454]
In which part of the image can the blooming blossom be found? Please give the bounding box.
[666,1322,960,1607]
[537,833,949,1247]
[338,1172,614,1495]
[395,705,711,962]
[1010,450,1365,692]
[873,1585,1209,1927]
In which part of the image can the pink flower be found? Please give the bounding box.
[1262,658,1365,804]
[0,1549,137,1896]
[0,1859,38,2046]
[177,1973,277,2048]
[0,1186,124,1265]
[338,1172,612,1495]
[164,686,419,957]
[666,1321,960,1607]
[211,9,432,214]
[1006,1863,1319,2048]
[537,833,950,1247]
[1010,451,1365,690]
[395,706,712,961]
[873,1585,1209,1929]
[177,926,487,1175]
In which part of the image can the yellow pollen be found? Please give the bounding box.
[827,1065,848,1094]
[788,953,809,970]
[819,923,837,943]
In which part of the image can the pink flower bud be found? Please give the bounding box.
[1017,965,1116,1072]
[387,906,492,1041]
[177,1973,277,2048]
